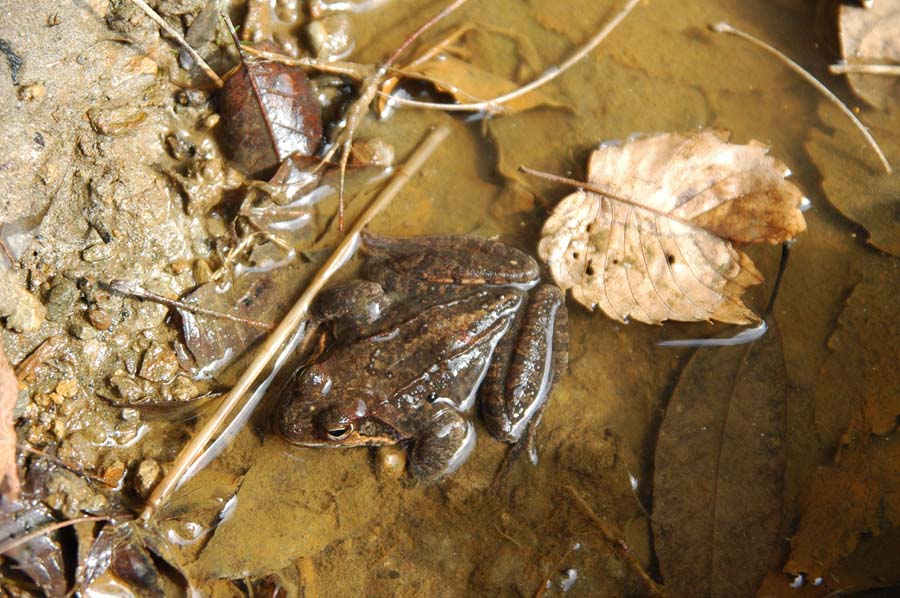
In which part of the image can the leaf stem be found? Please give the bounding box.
[127,0,224,88]
[103,280,274,330]
[829,62,900,76]
[141,123,451,520]
[709,21,891,175]
[380,0,642,113]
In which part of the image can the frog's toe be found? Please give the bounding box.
[408,408,476,480]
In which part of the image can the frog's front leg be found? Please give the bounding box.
[408,407,476,479]
[480,285,568,446]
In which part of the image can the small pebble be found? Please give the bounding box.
[82,243,113,262]
[102,461,126,488]
[109,372,143,402]
[201,113,220,130]
[134,459,161,496]
[55,379,78,398]
[375,445,407,480]
[193,258,214,285]
[139,344,180,383]
[87,307,112,330]
[17,83,45,101]
[70,321,97,340]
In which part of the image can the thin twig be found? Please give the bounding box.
[127,0,224,87]
[0,515,117,555]
[829,62,900,76]
[103,280,273,330]
[564,485,668,596]
[14,336,65,382]
[379,0,641,114]
[16,443,112,486]
[710,21,892,175]
[320,0,469,229]
[141,124,451,519]
[386,0,470,66]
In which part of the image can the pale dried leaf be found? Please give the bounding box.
[839,0,900,110]
[0,344,19,499]
[538,129,806,324]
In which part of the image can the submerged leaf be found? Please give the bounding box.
[379,25,566,115]
[812,268,900,445]
[218,42,323,178]
[838,1,900,110]
[785,436,900,589]
[652,321,787,598]
[538,129,806,324]
[806,106,900,257]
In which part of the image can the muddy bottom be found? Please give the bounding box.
[1,0,898,596]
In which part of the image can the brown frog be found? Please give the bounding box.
[277,233,568,479]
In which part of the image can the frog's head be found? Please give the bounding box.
[277,364,399,447]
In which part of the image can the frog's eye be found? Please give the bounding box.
[326,424,353,441]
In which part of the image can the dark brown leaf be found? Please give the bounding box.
[785,436,900,591]
[179,273,289,378]
[218,42,323,178]
[812,268,900,445]
[81,522,165,598]
[0,498,66,596]
[0,343,19,499]
[652,322,787,598]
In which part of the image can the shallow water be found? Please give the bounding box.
[176,0,899,595]
[3,0,898,595]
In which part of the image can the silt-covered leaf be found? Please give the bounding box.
[806,106,900,257]
[785,436,900,590]
[652,321,787,598]
[539,129,806,324]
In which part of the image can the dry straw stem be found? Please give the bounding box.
[381,0,642,114]
[141,123,452,519]
[127,0,224,87]
[829,63,900,76]
[710,21,892,175]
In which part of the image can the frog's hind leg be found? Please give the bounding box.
[480,284,569,446]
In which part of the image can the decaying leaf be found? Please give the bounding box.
[806,106,900,257]
[538,129,807,324]
[785,436,900,588]
[838,0,900,110]
[379,25,566,115]
[0,498,66,596]
[0,343,20,499]
[653,321,787,598]
[812,268,900,446]
[179,271,293,377]
[218,41,323,178]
